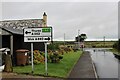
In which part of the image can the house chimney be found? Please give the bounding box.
[43,12,47,27]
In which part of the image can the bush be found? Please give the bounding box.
[33,50,45,64]
[48,43,59,50]
[49,51,63,63]
[113,39,120,51]
[58,49,65,55]
[33,50,63,64]
[59,46,74,53]
[64,47,73,53]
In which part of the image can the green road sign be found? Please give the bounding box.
[42,28,51,32]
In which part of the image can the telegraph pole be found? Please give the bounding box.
[64,33,65,46]
[103,36,105,48]
[78,30,80,49]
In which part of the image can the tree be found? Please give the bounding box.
[3,54,13,72]
[75,34,87,42]
[48,43,59,51]
[113,39,120,51]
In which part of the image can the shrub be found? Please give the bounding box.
[64,47,72,53]
[113,39,120,51]
[49,51,63,63]
[58,49,65,55]
[48,43,59,50]
[33,50,45,64]
[33,50,63,64]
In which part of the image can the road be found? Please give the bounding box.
[85,48,119,79]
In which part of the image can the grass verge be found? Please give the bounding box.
[109,48,120,55]
[13,51,82,78]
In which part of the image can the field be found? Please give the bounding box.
[53,41,116,48]
[84,41,116,48]
[51,41,116,48]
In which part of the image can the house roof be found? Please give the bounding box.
[0,19,44,35]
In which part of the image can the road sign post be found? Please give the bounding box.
[24,27,52,74]
[31,43,34,73]
[45,42,48,75]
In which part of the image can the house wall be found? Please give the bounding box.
[2,35,10,49]
[0,28,11,48]
[0,29,1,49]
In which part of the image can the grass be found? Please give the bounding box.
[109,48,120,55]
[13,51,82,78]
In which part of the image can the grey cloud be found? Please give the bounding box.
[2,2,118,41]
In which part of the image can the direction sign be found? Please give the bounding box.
[23,27,52,75]
[24,37,51,42]
[24,27,52,42]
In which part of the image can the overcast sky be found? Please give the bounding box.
[0,1,119,41]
